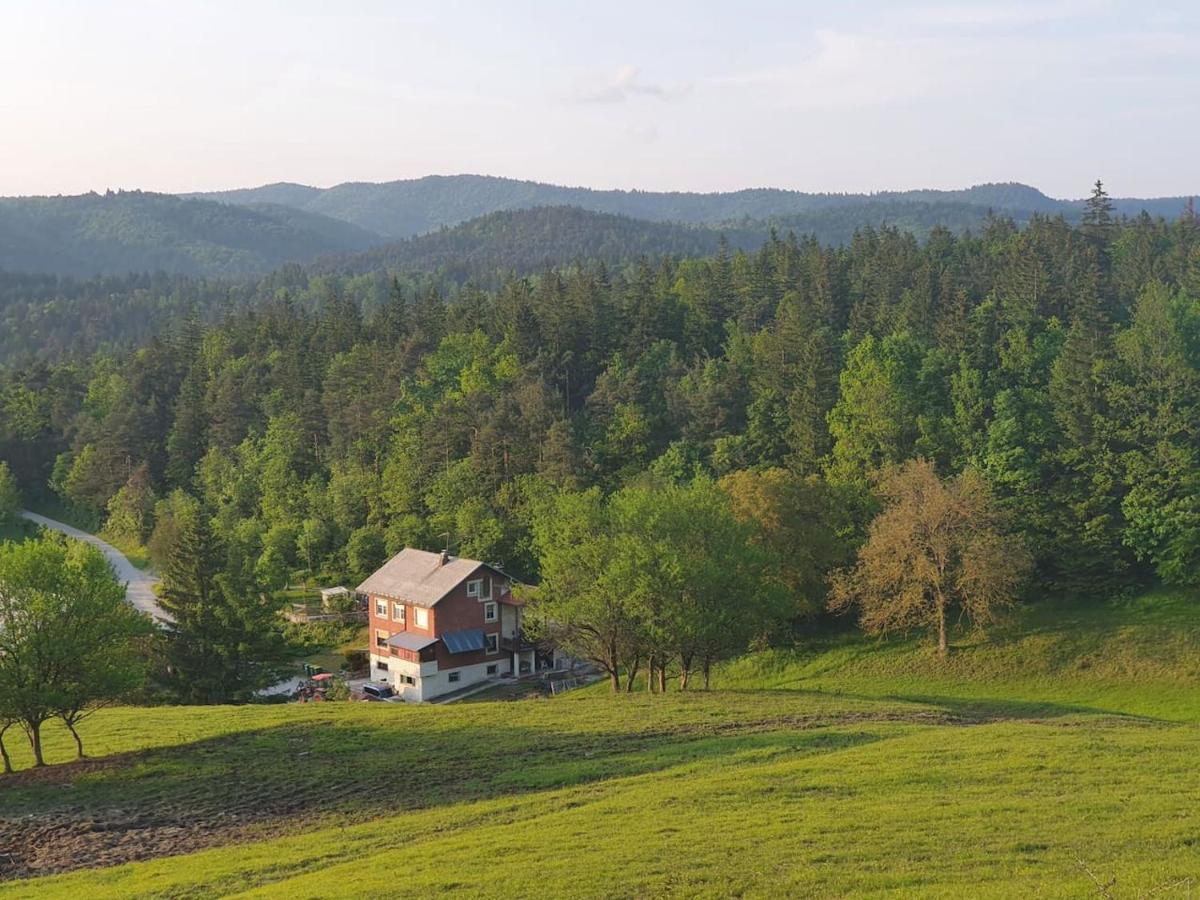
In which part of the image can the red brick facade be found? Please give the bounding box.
[367,564,512,672]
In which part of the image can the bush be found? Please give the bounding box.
[343,649,368,675]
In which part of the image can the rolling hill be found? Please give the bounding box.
[316,205,769,279]
[191,174,1196,239]
[2,178,1195,280]
[0,191,384,277]
[2,591,1198,896]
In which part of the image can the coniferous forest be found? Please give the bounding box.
[4,183,1200,618]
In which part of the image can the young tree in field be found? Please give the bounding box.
[831,459,1031,658]
[624,477,790,690]
[49,548,151,757]
[529,478,789,692]
[159,512,289,703]
[0,536,151,766]
[525,487,642,692]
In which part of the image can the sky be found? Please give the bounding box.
[1,0,1197,198]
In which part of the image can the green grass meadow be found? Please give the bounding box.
[2,591,1199,897]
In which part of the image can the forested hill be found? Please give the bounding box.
[5,180,1193,280]
[0,191,384,277]
[5,205,1200,609]
[190,174,1195,238]
[316,206,767,278]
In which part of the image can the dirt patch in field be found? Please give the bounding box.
[0,707,1004,881]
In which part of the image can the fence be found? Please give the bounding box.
[548,676,585,696]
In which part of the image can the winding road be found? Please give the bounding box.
[19,510,171,623]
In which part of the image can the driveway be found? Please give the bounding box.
[19,510,171,623]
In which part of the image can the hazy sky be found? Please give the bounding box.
[2,0,1197,198]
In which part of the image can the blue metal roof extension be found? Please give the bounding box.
[441,628,486,654]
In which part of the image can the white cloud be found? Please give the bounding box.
[571,65,691,104]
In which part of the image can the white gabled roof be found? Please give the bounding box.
[356,548,484,608]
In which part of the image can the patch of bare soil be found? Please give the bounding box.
[0,708,982,881]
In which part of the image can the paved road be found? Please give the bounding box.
[19,510,171,623]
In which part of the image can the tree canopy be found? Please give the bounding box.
[0,535,151,768]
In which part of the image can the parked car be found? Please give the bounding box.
[357,683,404,703]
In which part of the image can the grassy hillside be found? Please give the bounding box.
[2,592,1198,897]
[720,590,1200,721]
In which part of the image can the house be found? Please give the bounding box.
[357,548,549,701]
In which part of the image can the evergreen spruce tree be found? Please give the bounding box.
[1082,179,1116,250]
[165,363,208,488]
[160,511,287,703]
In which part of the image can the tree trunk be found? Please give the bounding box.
[0,724,12,775]
[702,656,711,690]
[27,720,45,767]
[65,718,86,759]
[624,657,640,692]
[679,652,693,691]
[646,655,657,693]
[657,665,667,694]
[608,666,620,692]
[936,595,948,658]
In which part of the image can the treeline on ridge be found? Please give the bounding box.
[3,188,1200,684]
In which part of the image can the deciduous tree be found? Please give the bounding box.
[831,459,1031,658]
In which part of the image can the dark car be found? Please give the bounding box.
[358,682,404,703]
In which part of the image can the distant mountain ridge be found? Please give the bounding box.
[0,177,1194,279]
[0,191,383,277]
[189,174,1194,239]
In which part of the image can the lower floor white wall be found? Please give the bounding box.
[368,653,511,702]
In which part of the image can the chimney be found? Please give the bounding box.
[439,550,450,566]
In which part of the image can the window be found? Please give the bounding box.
[375,629,389,648]
[485,633,499,654]
[401,674,415,686]
[448,671,461,683]
[374,598,387,617]
[392,602,405,624]
[414,607,429,629]
[467,579,482,598]
[484,601,497,622]
[486,664,498,676]
[375,660,389,672]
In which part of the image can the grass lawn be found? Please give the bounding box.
[2,591,1199,897]
[303,625,368,673]
[96,531,151,571]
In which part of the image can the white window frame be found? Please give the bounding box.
[484,601,497,623]
[485,633,499,655]
[375,629,389,649]
[374,598,387,617]
[486,663,498,676]
[413,607,429,629]
[375,659,389,672]
[467,578,483,598]
[448,671,461,684]
[392,602,405,624]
